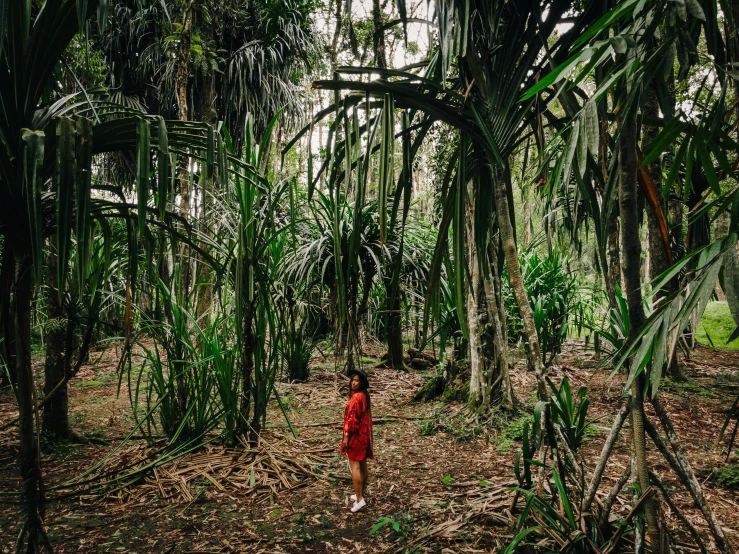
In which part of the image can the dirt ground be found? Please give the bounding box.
[1,340,738,553]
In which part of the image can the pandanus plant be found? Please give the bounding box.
[0,1,254,549]
[289,0,600,399]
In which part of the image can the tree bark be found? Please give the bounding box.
[372,0,387,69]
[42,242,70,440]
[644,87,681,380]
[195,69,217,322]
[618,98,662,552]
[176,1,196,298]
[0,243,16,390]
[466,186,514,411]
[607,217,621,307]
[14,254,51,552]
[651,397,735,554]
[491,165,546,400]
[385,284,406,369]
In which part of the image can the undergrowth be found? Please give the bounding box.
[714,463,739,489]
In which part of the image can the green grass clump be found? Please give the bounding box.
[496,414,534,453]
[714,463,739,489]
[695,301,739,349]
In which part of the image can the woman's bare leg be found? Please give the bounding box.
[359,460,368,497]
[350,460,363,502]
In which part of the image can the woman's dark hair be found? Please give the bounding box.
[347,372,371,408]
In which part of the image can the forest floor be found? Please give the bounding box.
[1,339,739,553]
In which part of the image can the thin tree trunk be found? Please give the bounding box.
[174,1,196,430]
[583,397,631,513]
[618,97,662,552]
[195,70,216,322]
[607,217,621,307]
[491,165,546,400]
[372,0,387,69]
[42,243,70,440]
[651,397,735,554]
[466,213,483,404]
[1,243,16,390]
[14,254,51,552]
[176,1,195,299]
[644,86,681,379]
[385,285,406,369]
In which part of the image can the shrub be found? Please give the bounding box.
[504,247,588,366]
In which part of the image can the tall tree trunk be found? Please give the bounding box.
[384,284,406,369]
[14,254,50,552]
[522,187,531,247]
[372,0,387,69]
[195,70,216,322]
[176,1,195,299]
[466,187,513,410]
[174,1,195,430]
[491,165,546,400]
[607,217,621,307]
[1,243,16,390]
[42,243,70,440]
[239,300,255,441]
[644,87,681,379]
[618,98,662,552]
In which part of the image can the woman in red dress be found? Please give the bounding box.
[340,368,373,512]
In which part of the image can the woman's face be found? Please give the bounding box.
[350,374,361,391]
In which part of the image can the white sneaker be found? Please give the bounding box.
[350,494,357,502]
[351,498,366,513]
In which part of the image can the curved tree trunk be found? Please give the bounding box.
[466,186,514,410]
[491,165,546,400]
[618,98,662,552]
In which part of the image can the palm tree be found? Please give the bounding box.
[292,0,599,402]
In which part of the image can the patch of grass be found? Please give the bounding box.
[661,378,714,399]
[77,380,105,389]
[496,414,534,453]
[45,441,85,461]
[695,301,739,349]
[582,423,603,441]
[715,371,739,384]
[714,463,739,489]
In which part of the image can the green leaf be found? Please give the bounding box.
[136,118,151,235]
[76,0,89,33]
[695,139,720,195]
[685,0,705,20]
[610,35,628,54]
[75,117,93,297]
[584,99,599,159]
[97,0,109,29]
[56,118,76,299]
[156,118,169,221]
[21,129,45,287]
[577,116,588,179]
[562,120,579,189]
[0,0,8,59]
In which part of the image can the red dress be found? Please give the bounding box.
[340,391,374,462]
